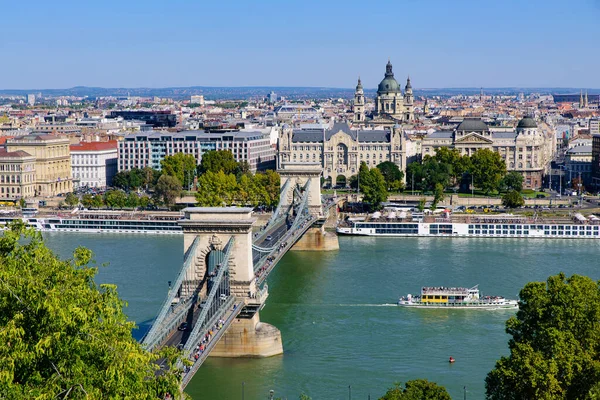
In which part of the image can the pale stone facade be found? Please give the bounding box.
[7,134,73,197]
[421,117,555,189]
[0,150,36,200]
[278,122,406,186]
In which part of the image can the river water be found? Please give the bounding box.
[43,233,600,400]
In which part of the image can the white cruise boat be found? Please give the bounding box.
[337,213,600,239]
[398,285,518,310]
[0,211,183,235]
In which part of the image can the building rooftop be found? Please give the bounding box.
[8,134,68,142]
[122,130,268,142]
[456,118,489,132]
[426,131,454,139]
[70,141,118,152]
[517,117,538,129]
[567,145,593,154]
[0,149,34,159]
[292,122,390,143]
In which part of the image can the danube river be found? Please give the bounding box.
[44,233,600,399]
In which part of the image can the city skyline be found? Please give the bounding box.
[2,0,600,89]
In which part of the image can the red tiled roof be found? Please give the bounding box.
[0,136,14,145]
[0,149,34,158]
[70,140,118,152]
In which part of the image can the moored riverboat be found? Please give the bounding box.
[0,210,183,234]
[398,285,518,309]
[337,213,600,239]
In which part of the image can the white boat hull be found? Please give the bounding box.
[397,300,519,310]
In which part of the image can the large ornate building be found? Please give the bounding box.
[278,122,406,186]
[421,117,555,189]
[354,60,414,124]
[6,134,73,197]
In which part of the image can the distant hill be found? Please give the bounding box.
[0,86,597,100]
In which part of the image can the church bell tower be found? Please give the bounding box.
[353,77,365,123]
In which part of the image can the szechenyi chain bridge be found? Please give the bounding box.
[140,162,339,389]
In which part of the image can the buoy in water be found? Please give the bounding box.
[449,357,455,363]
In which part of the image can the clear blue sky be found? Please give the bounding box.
[2,0,599,89]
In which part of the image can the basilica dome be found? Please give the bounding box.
[377,60,401,94]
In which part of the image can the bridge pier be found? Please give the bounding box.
[291,224,339,251]
[209,312,283,358]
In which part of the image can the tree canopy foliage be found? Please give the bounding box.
[195,170,280,208]
[154,175,183,206]
[501,190,525,209]
[500,171,524,192]
[0,222,185,398]
[199,150,239,175]
[380,379,452,400]
[470,149,506,194]
[161,153,197,189]
[486,273,600,400]
[376,161,405,192]
[359,162,388,209]
[406,148,510,194]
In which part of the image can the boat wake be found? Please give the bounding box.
[337,303,397,307]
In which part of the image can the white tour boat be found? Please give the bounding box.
[398,285,518,309]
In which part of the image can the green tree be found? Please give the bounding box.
[139,195,151,210]
[237,174,259,206]
[406,162,426,192]
[417,198,426,212]
[81,194,94,209]
[104,190,127,209]
[237,160,251,176]
[501,190,525,209]
[199,150,238,175]
[142,166,158,190]
[501,171,524,192]
[65,192,79,208]
[349,174,359,190]
[254,170,281,208]
[359,162,388,209]
[195,171,238,207]
[126,192,139,209]
[161,153,197,190]
[486,273,600,400]
[380,379,452,400]
[128,168,145,189]
[434,147,471,187]
[432,183,445,209]
[91,194,104,209]
[154,175,182,206]
[112,171,130,190]
[376,161,405,190]
[422,156,452,192]
[470,149,506,194]
[18,198,26,209]
[0,222,186,398]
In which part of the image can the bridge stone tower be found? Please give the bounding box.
[179,207,283,357]
[278,162,323,217]
[278,162,339,251]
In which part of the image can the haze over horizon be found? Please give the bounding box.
[2,0,599,90]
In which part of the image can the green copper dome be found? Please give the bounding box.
[377,60,401,94]
[517,117,537,129]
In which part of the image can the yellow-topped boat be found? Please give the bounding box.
[398,285,518,310]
